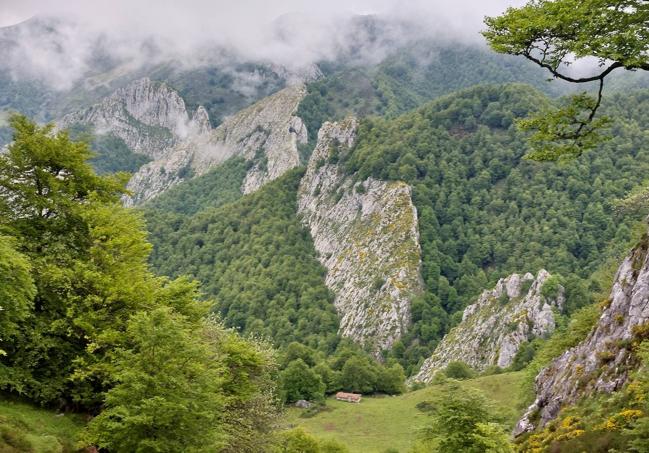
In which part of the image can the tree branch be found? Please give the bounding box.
[521,53,624,83]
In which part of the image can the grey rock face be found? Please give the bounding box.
[413,270,564,383]
[191,106,211,136]
[515,235,649,435]
[59,77,204,159]
[297,118,423,353]
[125,84,306,205]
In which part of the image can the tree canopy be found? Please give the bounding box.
[483,0,649,160]
[0,115,279,451]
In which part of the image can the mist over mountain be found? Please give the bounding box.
[0,1,524,90]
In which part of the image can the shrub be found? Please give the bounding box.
[280,359,326,403]
[444,361,476,380]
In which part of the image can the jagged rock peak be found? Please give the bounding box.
[59,77,193,159]
[413,270,564,383]
[297,118,424,353]
[191,106,211,136]
[110,78,190,135]
[124,84,307,206]
[515,234,649,436]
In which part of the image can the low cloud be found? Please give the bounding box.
[0,0,525,90]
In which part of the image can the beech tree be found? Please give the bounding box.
[416,384,513,452]
[483,0,649,160]
[0,236,35,356]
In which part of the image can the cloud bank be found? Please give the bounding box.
[0,0,525,90]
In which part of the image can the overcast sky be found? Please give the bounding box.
[0,0,521,29]
[0,0,524,89]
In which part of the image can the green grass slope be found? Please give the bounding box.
[283,372,525,453]
[0,399,84,453]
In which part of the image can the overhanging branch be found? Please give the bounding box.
[521,53,624,83]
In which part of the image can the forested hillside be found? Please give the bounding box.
[145,169,341,352]
[296,42,577,144]
[346,85,649,369]
[143,84,649,374]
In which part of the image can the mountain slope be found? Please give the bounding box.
[59,77,207,159]
[296,42,577,144]
[126,84,307,205]
[298,118,423,352]
[516,231,649,434]
[414,270,564,382]
[140,84,649,372]
[337,84,649,369]
[144,169,340,352]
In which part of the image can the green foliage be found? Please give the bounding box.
[508,341,539,372]
[66,124,151,175]
[0,237,35,354]
[280,342,319,369]
[0,115,150,406]
[144,156,249,216]
[444,361,476,380]
[484,0,649,71]
[344,84,649,368]
[416,384,513,452]
[284,343,408,397]
[145,169,340,352]
[376,363,407,395]
[90,133,152,175]
[297,41,573,145]
[0,115,128,252]
[313,363,341,394]
[338,356,378,394]
[84,308,225,452]
[273,428,349,453]
[0,116,279,452]
[483,0,649,160]
[541,274,563,300]
[518,93,611,161]
[280,359,326,403]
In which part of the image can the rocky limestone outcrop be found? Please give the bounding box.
[297,118,423,353]
[515,234,649,435]
[59,78,208,159]
[124,84,307,205]
[413,270,565,383]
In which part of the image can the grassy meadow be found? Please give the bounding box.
[282,371,526,452]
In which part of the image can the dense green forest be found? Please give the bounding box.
[145,169,341,352]
[341,84,649,369]
[144,83,649,374]
[144,156,249,216]
[3,1,649,450]
[66,124,153,175]
[297,42,576,144]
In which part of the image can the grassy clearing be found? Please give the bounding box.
[282,371,525,453]
[0,398,85,453]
